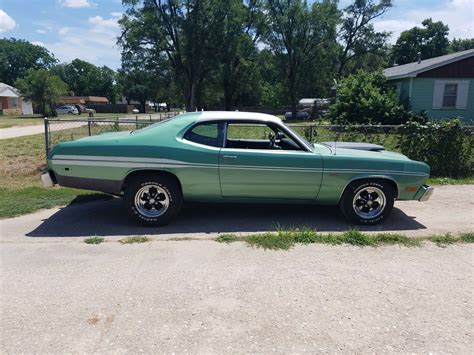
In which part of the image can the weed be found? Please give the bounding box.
[459,232,474,243]
[84,236,104,244]
[216,234,240,243]
[119,236,150,244]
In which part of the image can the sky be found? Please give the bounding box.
[0,0,473,70]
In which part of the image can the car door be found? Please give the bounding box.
[219,121,323,200]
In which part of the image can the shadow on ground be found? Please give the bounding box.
[26,197,426,238]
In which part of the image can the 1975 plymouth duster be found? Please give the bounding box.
[42,111,433,226]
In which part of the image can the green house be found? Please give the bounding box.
[384,49,474,123]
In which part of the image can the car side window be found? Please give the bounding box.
[225,122,302,151]
[184,122,224,147]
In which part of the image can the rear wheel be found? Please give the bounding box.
[340,180,395,225]
[125,174,182,226]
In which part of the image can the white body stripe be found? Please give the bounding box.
[51,154,428,176]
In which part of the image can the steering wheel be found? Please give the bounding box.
[268,132,276,149]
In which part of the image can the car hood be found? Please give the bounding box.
[322,141,384,151]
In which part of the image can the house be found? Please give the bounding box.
[59,96,109,105]
[384,49,474,122]
[0,83,34,115]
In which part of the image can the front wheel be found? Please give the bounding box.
[339,180,395,225]
[124,175,182,226]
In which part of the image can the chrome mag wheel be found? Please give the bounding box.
[352,186,386,219]
[134,184,170,218]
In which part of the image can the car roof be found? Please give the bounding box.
[196,111,282,124]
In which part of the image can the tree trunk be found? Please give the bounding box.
[184,81,196,112]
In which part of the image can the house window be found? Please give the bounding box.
[442,83,457,108]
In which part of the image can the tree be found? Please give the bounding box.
[391,18,449,65]
[338,0,391,76]
[0,38,57,85]
[328,70,406,124]
[14,69,68,116]
[214,0,264,110]
[119,0,228,111]
[265,0,340,117]
[449,38,474,53]
[52,59,119,103]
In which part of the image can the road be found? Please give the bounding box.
[0,185,473,352]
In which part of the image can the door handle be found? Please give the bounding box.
[222,155,238,160]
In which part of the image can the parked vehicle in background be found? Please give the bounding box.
[42,111,433,227]
[73,104,96,115]
[284,111,310,120]
[56,105,79,115]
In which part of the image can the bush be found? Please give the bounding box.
[328,70,409,125]
[399,118,472,177]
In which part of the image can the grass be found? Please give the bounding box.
[216,228,473,250]
[84,236,105,244]
[428,176,474,185]
[119,236,150,244]
[0,115,44,128]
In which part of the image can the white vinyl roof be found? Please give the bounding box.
[197,111,282,123]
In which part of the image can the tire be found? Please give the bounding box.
[339,180,395,225]
[67,111,73,115]
[124,174,182,226]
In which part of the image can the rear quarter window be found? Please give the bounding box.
[184,122,223,147]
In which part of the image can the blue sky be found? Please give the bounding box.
[0,0,473,70]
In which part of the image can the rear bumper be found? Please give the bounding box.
[416,185,434,202]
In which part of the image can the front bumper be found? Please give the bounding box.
[41,170,56,187]
[417,185,434,202]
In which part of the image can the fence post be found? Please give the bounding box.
[135,115,139,130]
[44,117,49,158]
[149,114,152,121]
[87,119,91,136]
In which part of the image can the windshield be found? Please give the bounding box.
[282,122,314,151]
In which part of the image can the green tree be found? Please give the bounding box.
[448,38,474,53]
[52,59,119,103]
[0,38,57,85]
[265,0,340,117]
[391,18,449,65]
[328,70,406,124]
[14,69,68,116]
[119,0,228,111]
[214,0,264,110]
[338,0,391,76]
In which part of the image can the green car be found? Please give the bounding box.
[42,112,433,226]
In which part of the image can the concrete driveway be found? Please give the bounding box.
[1,185,473,242]
[0,185,473,353]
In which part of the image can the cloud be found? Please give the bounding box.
[59,0,94,8]
[111,12,122,18]
[39,14,122,69]
[88,15,119,32]
[36,29,47,34]
[58,27,71,35]
[0,9,16,32]
[374,0,474,43]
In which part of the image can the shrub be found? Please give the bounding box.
[328,70,408,125]
[399,118,472,177]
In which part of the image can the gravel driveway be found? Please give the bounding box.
[0,240,472,353]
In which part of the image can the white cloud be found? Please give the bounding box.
[111,12,122,18]
[0,9,16,32]
[374,0,474,43]
[58,27,71,35]
[32,41,46,47]
[60,0,94,8]
[89,15,119,29]
[36,28,47,34]
[38,14,122,69]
